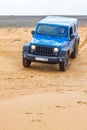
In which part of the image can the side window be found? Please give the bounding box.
[74,24,76,32]
[70,25,76,35]
[70,27,73,35]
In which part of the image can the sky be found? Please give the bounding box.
[0,0,87,15]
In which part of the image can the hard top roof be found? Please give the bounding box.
[38,16,77,27]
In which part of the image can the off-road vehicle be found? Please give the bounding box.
[22,16,80,71]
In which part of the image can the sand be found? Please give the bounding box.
[0,26,87,130]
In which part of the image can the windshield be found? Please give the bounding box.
[36,24,68,37]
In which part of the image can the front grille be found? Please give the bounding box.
[35,46,53,56]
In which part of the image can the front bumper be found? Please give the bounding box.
[23,53,65,64]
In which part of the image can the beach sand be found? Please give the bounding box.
[0,26,87,130]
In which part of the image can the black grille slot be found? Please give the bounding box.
[36,46,53,56]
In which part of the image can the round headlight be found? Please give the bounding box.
[54,48,58,53]
[31,45,36,50]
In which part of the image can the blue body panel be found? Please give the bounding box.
[31,34,68,48]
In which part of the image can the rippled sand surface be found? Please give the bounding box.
[0,26,87,130]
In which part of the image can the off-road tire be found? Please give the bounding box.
[23,58,31,67]
[59,54,68,71]
[70,43,78,58]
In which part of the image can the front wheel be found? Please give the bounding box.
[59,54,68,71]
[23,58,31,67]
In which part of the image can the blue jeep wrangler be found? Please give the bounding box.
[22,16,80,71]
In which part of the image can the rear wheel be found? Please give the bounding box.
[59,54,68,71]
[23,58,31,67]
[70,43,78,58]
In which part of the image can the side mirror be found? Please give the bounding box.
[31,30,35,37]
[71,34,76,39]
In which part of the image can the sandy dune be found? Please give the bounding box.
[0,27,87,130]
